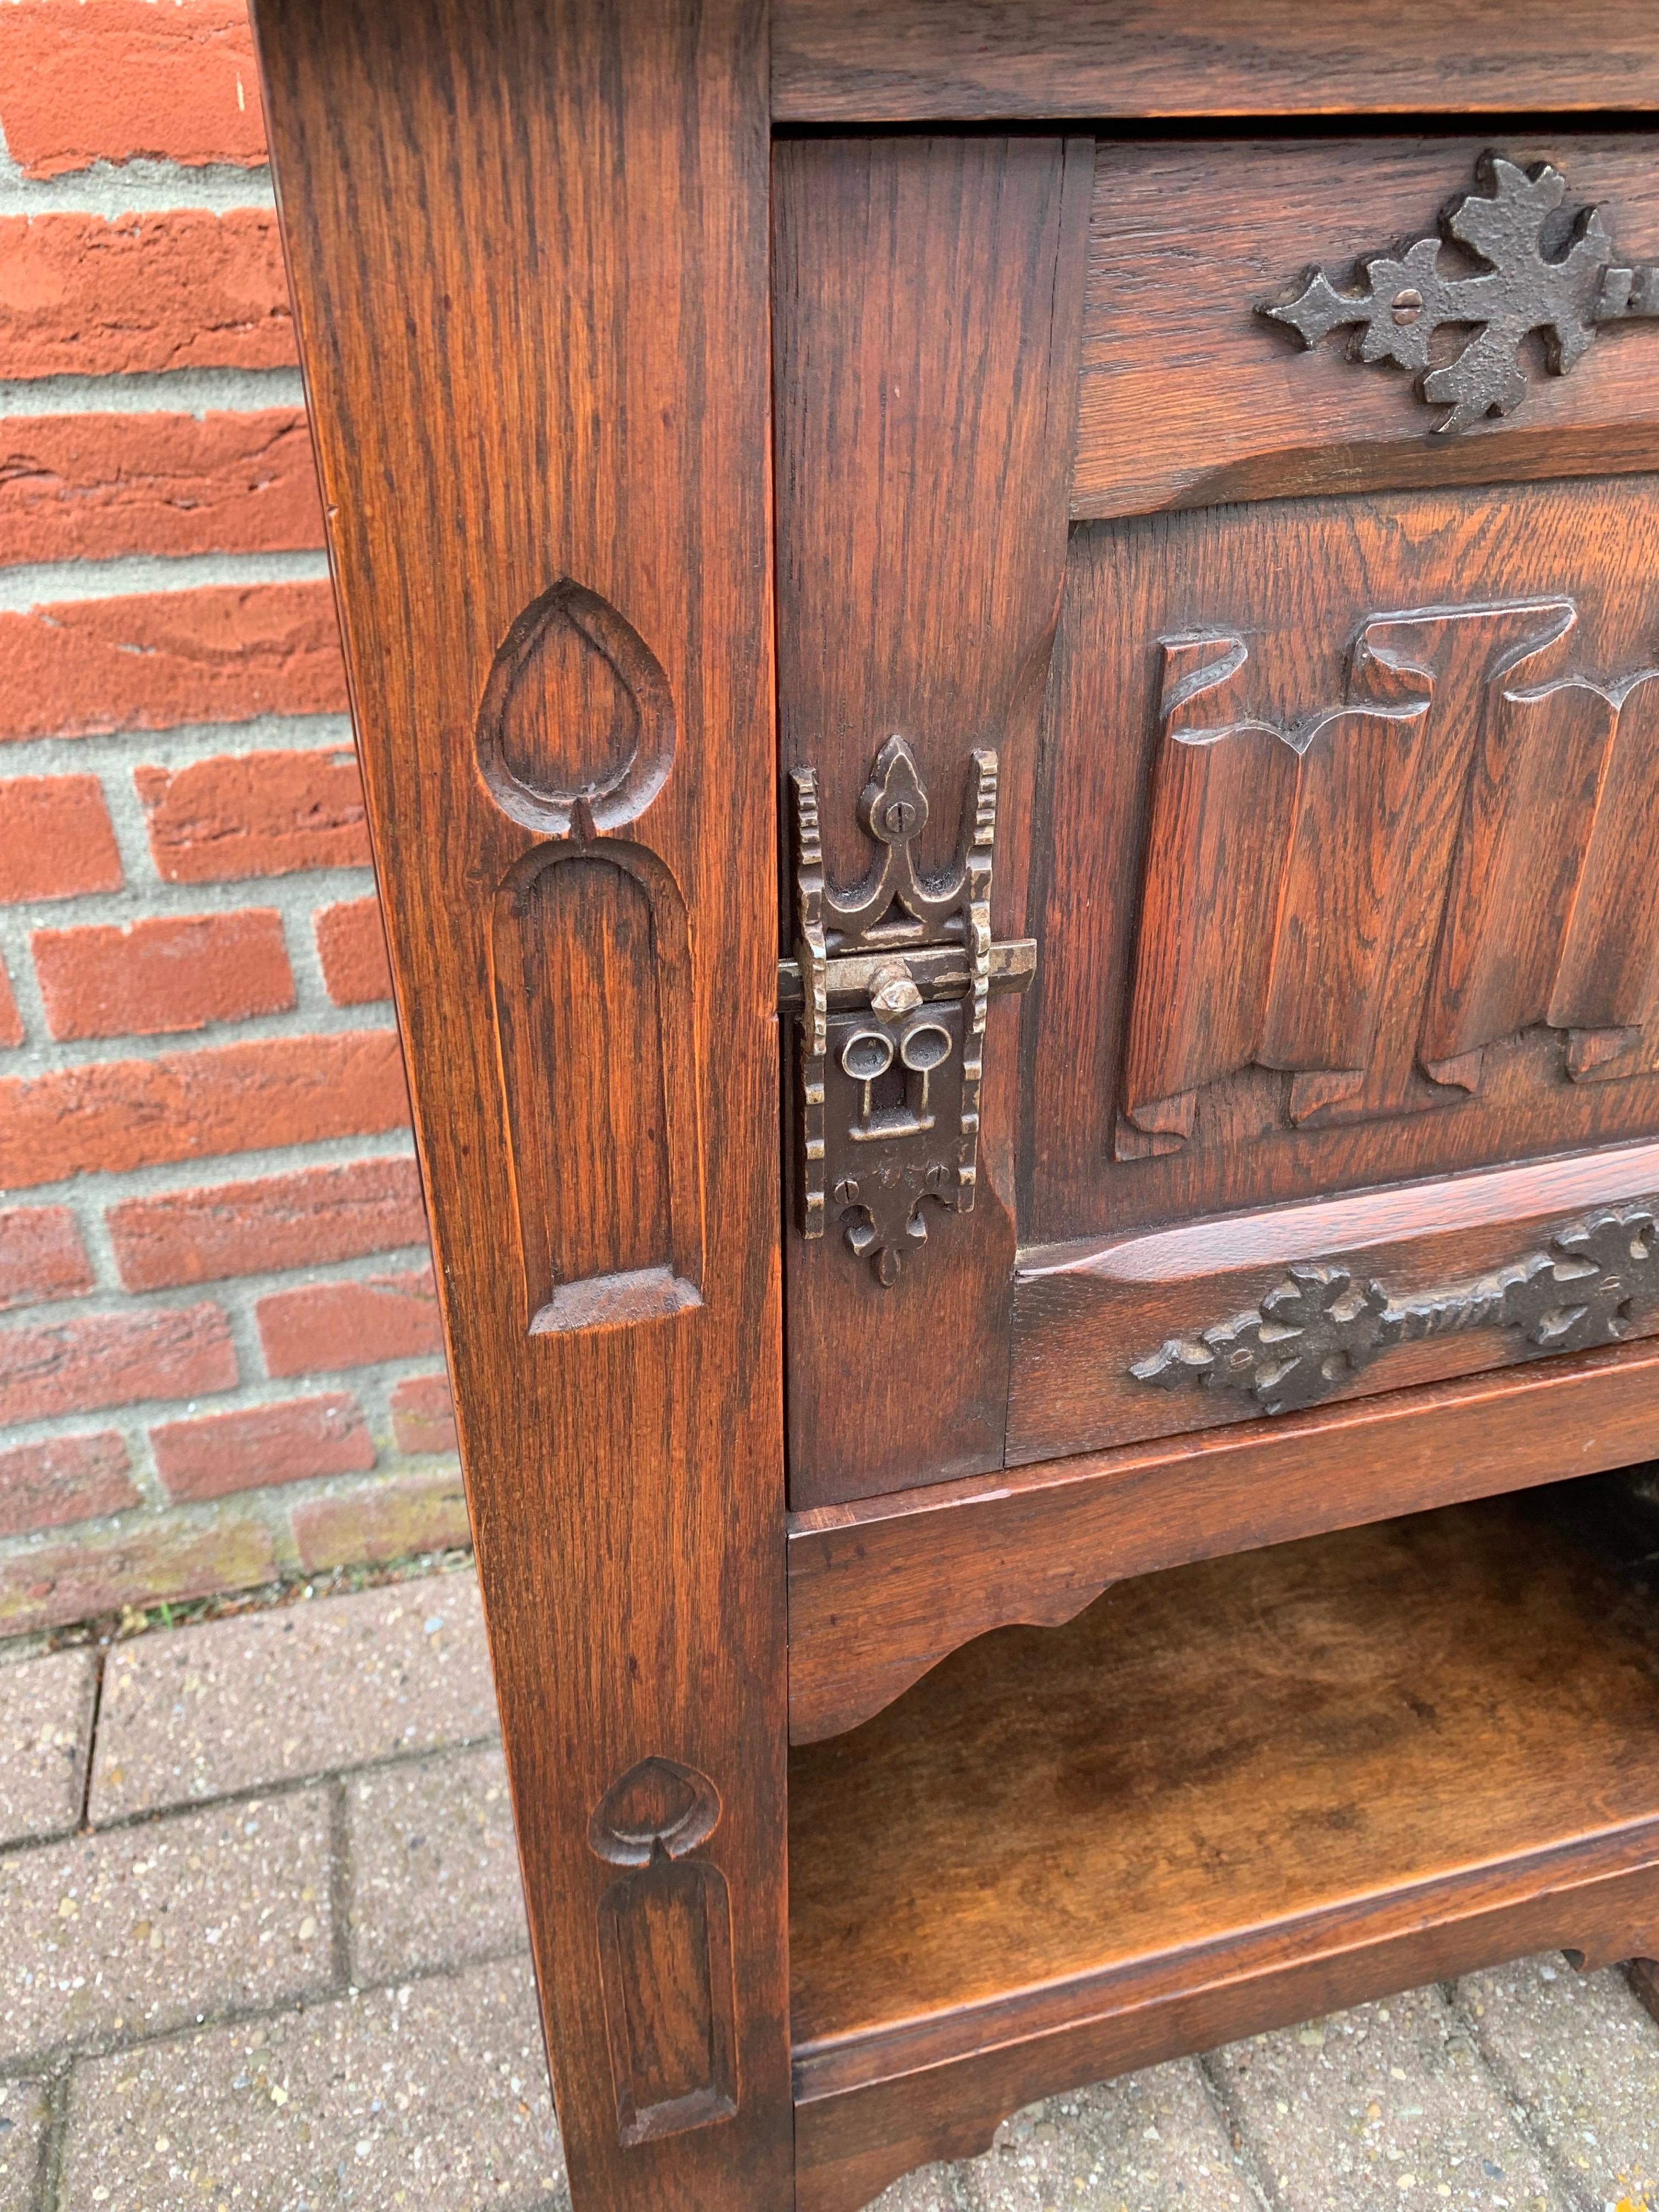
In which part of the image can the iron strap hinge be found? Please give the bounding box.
[779,736,1036,1286]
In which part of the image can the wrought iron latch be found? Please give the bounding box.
[778,738,1035,1285]
[1257,151,1659,433]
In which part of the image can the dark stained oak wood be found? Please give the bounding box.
[789,1481,1659,2210]
[798,1863,1659,2211]
[1072,136,1659,520]
[251,5,792,2207]
[259,11,1659,2209]
[1011,1143,1659,1461]
[1026,475,1659,1245]
[771,1,1659,122]
[788,1332,1659,1745]
[774,133,1091,1506]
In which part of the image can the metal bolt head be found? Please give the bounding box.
[870,961,923,1015]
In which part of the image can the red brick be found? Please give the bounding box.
[0,1301,234,1426]
[0,1205,91,1311]
[291,1469,471,1575]
[108,1157,428,1293]
[390,1373,458,1457]
[1,583,346,743]
[0,411,324,565]
[151,1392,375,1503]
[0,777,122,903]
[315,895,392,1005]
[0,1431,137,1538]
[0,1510,276,1635]
[0,962,21,1050]
[0,208,292,379]
[0,1030,410,1192]
[258,1267,442,1378]
[137,747,367,881]
[0,0,267,179]
[32,909,293,1041]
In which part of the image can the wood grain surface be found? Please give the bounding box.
[1011,1150,1659,1462]
[787,1333,1659,1743]
[771,0,1659,122]
[1073,134,1659,518]
[256,14,1659,2209]
[1025,475,1659,1252]
[252,5,792,2206]
[774,133,1091,1507]
[790,1479,1659,2210]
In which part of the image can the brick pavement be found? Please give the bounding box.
[4,1567,1659,2211]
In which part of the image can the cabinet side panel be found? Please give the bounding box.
[251,5,791,2208]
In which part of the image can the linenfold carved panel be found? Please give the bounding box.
[1119,596,1659,1159]
[478,584,703,1332]
[589,1757,738,2147]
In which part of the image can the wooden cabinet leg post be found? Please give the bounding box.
[250,5,793,2206]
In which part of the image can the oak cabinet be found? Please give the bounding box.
[253,5,1659,2206]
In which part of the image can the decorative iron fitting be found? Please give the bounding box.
[1131,1197,1659,1417]
[1257,152,1659,433]
[787,737,1035,1286]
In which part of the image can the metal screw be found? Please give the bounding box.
[1391,287,1423,326]
[882,798,918,836]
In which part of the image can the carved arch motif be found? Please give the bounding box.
[589,1757,738,2147]
[491,837,703,1332]
[477,583,703,1332]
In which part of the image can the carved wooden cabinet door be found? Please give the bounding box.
[777,129,1659,1510]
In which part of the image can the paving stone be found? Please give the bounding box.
[90,1571,495,1821]
[59,1955,567,2211]
[1461,1953,1659,2208]
[958,2061,1262,2210]
[0,1787,334,2063]
[1211,1985,1566,2210]
[0,2077,48,2212]
[870,2163,974,2210]
[0,1645,96,1843]
[347,1742,526,1984]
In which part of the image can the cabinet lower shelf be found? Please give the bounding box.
[787,1476,1659,2212]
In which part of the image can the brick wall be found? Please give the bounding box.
[0,2,465,1635]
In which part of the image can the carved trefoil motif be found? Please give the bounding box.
[1119,596,1659,1159]
[789,738,1033,1285]
[477,581,704,1333]
[588,1757,738,2147]
[1132,1198,1659,1417]
[1259,152,1659,431]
